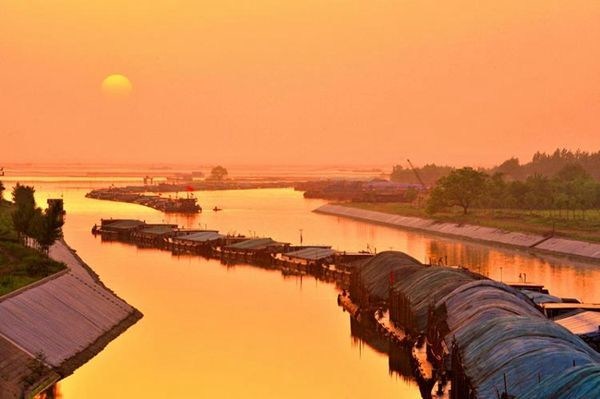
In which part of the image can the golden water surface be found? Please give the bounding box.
[16,179,600,398]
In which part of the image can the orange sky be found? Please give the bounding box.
[1,1,599,167]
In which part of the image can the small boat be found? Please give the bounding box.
[213,206,222,212]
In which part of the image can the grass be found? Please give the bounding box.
[344,202,600,243]
[0,201,66,296]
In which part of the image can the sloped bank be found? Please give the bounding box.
[0,240,142,398]
[315,204,600,262]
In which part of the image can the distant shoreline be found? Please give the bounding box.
[315,204,600,263]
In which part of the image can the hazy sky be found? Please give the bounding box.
[1,1,599,167]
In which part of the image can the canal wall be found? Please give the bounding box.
[315,204,600,262]
[0,240,142,397]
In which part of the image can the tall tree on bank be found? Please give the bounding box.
[10,184,64,251]
[0,180,5,201]
[30,203,65,253]
[426,167,487,215]
[11,183,37,242]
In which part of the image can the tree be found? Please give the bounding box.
[576,179,598,218]
[480,172,508,209]
[426,167,488,215]
[0,180,5,201]
[494,157,522,180]
[11,184,37,241]
[552,163,597,218]
[523,174,553,210]
[555,163,591,182]
[209,165,228,181]
[506,180,529,209]
[12,183,36,209]
[30,204,64,253]
[10,184,64,251]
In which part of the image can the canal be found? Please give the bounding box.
[14,179,600,398]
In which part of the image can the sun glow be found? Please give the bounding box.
[101,74,132,98]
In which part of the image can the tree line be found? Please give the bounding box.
[9,183,65,253]
[426,164,600,216]
[391,149,600,184]
[493,149,600,181]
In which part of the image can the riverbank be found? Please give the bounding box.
[347,202,600,243]
[315,204,600,262]
[0,239,142,398]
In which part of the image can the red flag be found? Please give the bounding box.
[389,271,395,285]
[186,185,194,192]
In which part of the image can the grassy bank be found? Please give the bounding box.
[344,202,600,243]
[0,201,66,296]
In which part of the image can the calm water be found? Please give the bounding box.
[15,180,600,398]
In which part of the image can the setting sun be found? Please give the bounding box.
[101,74,132,98]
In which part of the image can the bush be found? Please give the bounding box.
[24,256,62,277]
[0,275,16,289]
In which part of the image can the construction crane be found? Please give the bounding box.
[406,159,426,189]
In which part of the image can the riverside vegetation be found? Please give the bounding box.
[353,151,600,243]
[390,149,600,185]
[0,181,65,295]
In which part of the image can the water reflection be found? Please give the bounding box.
[388,345,415,383]
[34,385,61,399]
[348,318,414,383]
[91,187,599,303]
[350,318,390,357]
[422,239,600,302]
[9,180,600,399]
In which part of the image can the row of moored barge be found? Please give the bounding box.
[93,219,372,287]
[344,251,600,399]
[92,218,600,399]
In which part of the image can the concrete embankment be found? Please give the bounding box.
[315,204,600,262]
[0,240,142,398]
